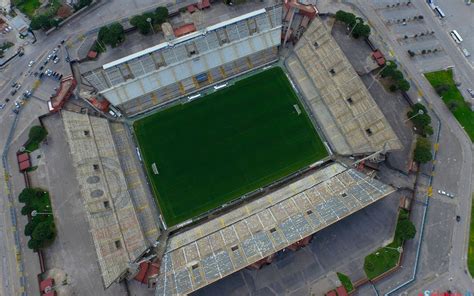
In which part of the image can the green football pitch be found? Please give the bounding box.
[133,67,328,226]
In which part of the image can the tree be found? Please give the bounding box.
[396,219,416,241]
[21,205,31,216]
[335,10,356,27]
[389,84,398,92]
[448,100,460,112]
[74,0,92,11]
[24,219,40,236]
[28,238,42,251]
[391,70,404,81]
[434,84,449,95]
[397,79,410,92]
[30,15,50,30]
[32,221,56,242]
[414,137,432,163]
[19,187,36,204]
[155,6,169,24]
[130,15,151,35]
[28,126,48,145]
[380,63,398,78]
[98,23,125,47]
[353,23,370,38]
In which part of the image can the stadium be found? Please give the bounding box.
[70,2,403,294]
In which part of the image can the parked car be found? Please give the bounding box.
[28,60,35,67]
[467,88,474,98]
[0,103,5,109]
[456,215,461,222]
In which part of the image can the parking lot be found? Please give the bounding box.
[436,0,474,65]
[370,0,453,72]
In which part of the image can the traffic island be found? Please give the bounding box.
[363,208,415,280]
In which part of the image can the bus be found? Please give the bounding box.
[434,6,445,18]
[450,30,463,44]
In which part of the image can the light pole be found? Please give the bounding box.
[31,210,52,217]
[348,19,361,37]
[405,109,424,122]
[367,61,392,90]
[146,18,155,35]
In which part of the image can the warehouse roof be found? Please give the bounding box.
[287,18,402,155]
[154,162,395,295]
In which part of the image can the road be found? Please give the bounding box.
[351,0,473,293]
[0,1,224,295]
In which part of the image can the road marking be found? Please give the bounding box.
[434,143,439,151]
[427,186,433,197]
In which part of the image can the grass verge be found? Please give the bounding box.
[468,194,474,277]
[364,209,409,279]
[424,69,474,141]
[337,272,354,293]
[14,0,41,17]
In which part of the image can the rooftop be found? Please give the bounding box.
[62,111,148,287]
[286,18,402,155]
[154,162,395,295]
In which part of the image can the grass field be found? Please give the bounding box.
[468,194,474,277]
[424,70,474,142]
[14,0,41,17]
[134,67,327,226]
[364,209,409,279]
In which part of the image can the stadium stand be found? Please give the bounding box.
[152,162,395,295]
[62,111,149,287]
[82,6,283,116]
[286,18,402,156]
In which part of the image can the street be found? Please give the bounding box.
[350,0,473,293]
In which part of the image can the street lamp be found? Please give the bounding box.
[384,246,403,253]
[146,18,155,34]
[348,19,361,37]
[405,109,424,122]
[31,210,52,217]
[367,61,392,90]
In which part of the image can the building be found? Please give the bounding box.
[82,6,283,116]
[48,75,77,112]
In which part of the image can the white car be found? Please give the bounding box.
[53,57,60,64]
[28,60,35,67]
[446,193,455,198]
[437,190,446,195]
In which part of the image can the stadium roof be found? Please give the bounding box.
[83,6,282,107]
[286,18,402,155]
[153,162,395,295]
[62,111,149,287]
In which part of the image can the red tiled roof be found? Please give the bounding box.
[42,291,56,296]
[197,0,210,9]
[174,23,196,38]
[336,286,348,296]
[187,5,197,13]
[17,153,29,162]
[40,278,53,292]
[134,262,148,283]
[87,50,98,59]
[372,50,384,59]
[326,291,337,296]
[19,160,31,171]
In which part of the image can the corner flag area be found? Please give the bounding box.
[133,67,328,226]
